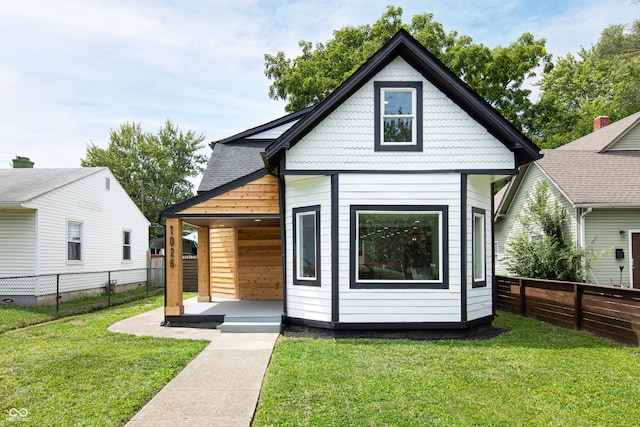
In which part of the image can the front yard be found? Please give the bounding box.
[0,295,208,426]
[254,312,640,426]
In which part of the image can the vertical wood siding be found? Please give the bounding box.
[285,57,515,171]
[210,228,237,298]
[467,175,493,320]
[25,169,149,283]
[584,209,640,287]
[337,173,462,323]
[285,175,333,321]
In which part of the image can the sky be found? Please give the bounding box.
[0,0,638,182]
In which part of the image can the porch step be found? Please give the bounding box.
[216,314,282,333]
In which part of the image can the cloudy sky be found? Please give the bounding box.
[0,0,637,179]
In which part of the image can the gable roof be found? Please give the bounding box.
[198,108,310,193]
[0,167,106,206]
[555,111,640,152]
[265,29,540,166]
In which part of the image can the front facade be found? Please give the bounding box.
[495,112,640,288]
[0,167,150,303]
[163,30,540,331]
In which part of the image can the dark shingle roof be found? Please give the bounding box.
[197,142,268,193]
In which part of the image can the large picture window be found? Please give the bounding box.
[472,207,486,287]
[351,206,448,289]
[67,220,82,262]
[374,81,423,152]
[293,206,321,286]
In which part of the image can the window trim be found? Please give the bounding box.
[374,81,423,152]
[350,205,448,289]
[122,229,132,262]
[292,205,321,286]
[67,220,83,263]
[472,207,486,288]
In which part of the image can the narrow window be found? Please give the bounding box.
[105,177,110,190]
[67,221,82,261]
[472,207,486,287]
[351,206,448,289]
[374,81,423,152]
[123,230,132,261]
[293,206,321,286]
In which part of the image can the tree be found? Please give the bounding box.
[505,180,600,282]
[264,6,551,132]
[81,120,207,236]
[531,20,640,148]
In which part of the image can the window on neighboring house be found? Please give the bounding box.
[472,208,486,287]
[293,206,321,286]
[67,221,82,262]
[374,81,423,152]
[351,206,448,289]
[123,230,132,261]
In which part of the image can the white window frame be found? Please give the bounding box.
[293,206,320,286]
[472,208,486,287]
[67,220,83,263]
[122,230,132,262]
[380,87,417,146]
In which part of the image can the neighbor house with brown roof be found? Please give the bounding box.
[495,112,640,288]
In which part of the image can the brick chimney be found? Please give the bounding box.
[594,116,610,131]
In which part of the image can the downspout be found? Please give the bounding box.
[579,207,592,282]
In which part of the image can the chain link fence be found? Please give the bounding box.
[0,263,165,332]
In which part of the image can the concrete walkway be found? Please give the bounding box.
[108,299,279,427]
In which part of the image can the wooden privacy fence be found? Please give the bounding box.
[496,275,640,346]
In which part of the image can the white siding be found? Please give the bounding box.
[0,209,37,278]
[285,175,332,322]
[338,173,462,323]
[26,169,149,284]
[247,121,299,140]
[608,125,640,151]
[584,209,640,287]
[286,57,515,171]
[494,163,577,275]
[467,175,493,320]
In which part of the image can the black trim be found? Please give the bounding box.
[292,205,321,286]
[460,174,467,322]
[491,182,497,315]
[280,168,519,176]
[212,107,312,147]
[265,30,540,166]
[279,156,287,317]
[331,174,339,322]
[161,169,269,216]
[471,206,487,288]
[285,314,494,331]
[349,205,448,289]
[374,81,423,152]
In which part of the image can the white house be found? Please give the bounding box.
[0,167,150,304]
[162,30,541,334]
[495,112,640,288]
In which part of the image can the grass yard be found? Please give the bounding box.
[254,312,640,427]
[0,294,208,426]
[0,286,165,333]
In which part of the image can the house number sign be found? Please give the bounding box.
[169,225,176,268]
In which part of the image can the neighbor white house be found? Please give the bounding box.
[495,112,640,288]
[0,167,150,304]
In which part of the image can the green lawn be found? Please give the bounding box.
[254,312,640,427]
[0,286,164,333]
[0,295,208,426]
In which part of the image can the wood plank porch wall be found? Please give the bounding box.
[237,227,283,299]
[210,228,238,298]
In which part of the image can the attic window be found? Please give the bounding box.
[374,81,423,152]
[105,177,110,190]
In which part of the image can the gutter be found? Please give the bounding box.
[579,207,592,282]
[0,202,25,208]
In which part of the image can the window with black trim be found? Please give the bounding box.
[293,206,321,286]
[67,220,82,262]
[123,230,132,261]
[351,205,448,289]
[374,81,423,152]
[472,207,486,287]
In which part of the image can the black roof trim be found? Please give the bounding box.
[265,29,540,166]
[211,107,313,148]
[161,169,268,216]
